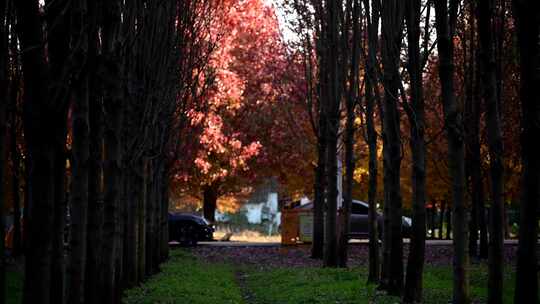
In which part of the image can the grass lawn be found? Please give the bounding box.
[124,250,243,304]
[6,266,23,304]
[124,249,517,304]
[4,249,517,303]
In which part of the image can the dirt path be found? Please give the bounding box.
[189,243,521,268]
[234,268,256,304]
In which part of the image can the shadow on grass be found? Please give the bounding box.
[125,249,517,304]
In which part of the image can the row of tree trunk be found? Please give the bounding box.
[294,0,538,303]
[0,0,214,303]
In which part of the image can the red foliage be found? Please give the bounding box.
[172,0,315,202]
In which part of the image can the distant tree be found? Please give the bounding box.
[174,0,289,222]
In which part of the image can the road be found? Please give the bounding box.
[198,239,520,247]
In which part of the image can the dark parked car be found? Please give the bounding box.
[349,200,412,239]
[168,213,214,246]
[294,200,412,239]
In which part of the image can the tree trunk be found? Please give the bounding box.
[403,0,426,301]
[365,78,380,283]
[434,1,470,302]
[145,160,155,276]
[160,169,170,261]
[338,0,360,268]
[85,0,104,301]
[513,0,540,302]
[68,1,91,302]
[380,0,404,295]
[203,184,218,222]
[102,0,123,301]
[50,151,67,304]
[137,160,147,280]
[0,0,7,300]
[124,162,141,287]
[45,1,71,303]
[115,173,126,301]
[446,207,452,240]
[363,0,381,284]
[14,1,57,302]
[9,89,22,258]
[473,28,489,260]
[464,0,479,258]
[322,0,342,268]
[311,111,326,259]
[476,1,505,302]
[439,201,445,239]
[311,0,327,261]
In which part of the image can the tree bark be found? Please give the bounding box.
[380,0,404,295]
[338,0,360,268]
[403,0,426,301]
[464,0,479,258]
[439,200,445,239]
[476,0,505,302]
[145,160,155,276]
[160,169,170,261]
[14,1,57,303]
[311,107,327,259]
[434,1,470,302]
[8,28,22,258]
[203,184,218,222]
[68,0,90,302]
[101,0,123,301]
[85,0,104,302]
[513,0,540,302]
[45,1,71,303]
[311,2,327,261]
[124,163,141,287]
[322,0,342,268]
[10,119,22,257]
[0,0,7,300]
[363,0,381,284]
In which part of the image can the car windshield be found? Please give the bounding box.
[351,202,369,214]
[197,217,210,225]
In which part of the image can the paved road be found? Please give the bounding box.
[198,239,520,247]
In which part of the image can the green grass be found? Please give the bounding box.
[4,250,519,303]
[125,250,517,304]
[242,266,382,304]
[244,264,517,304]
[123,250,243,304]
[6,267,23,304]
